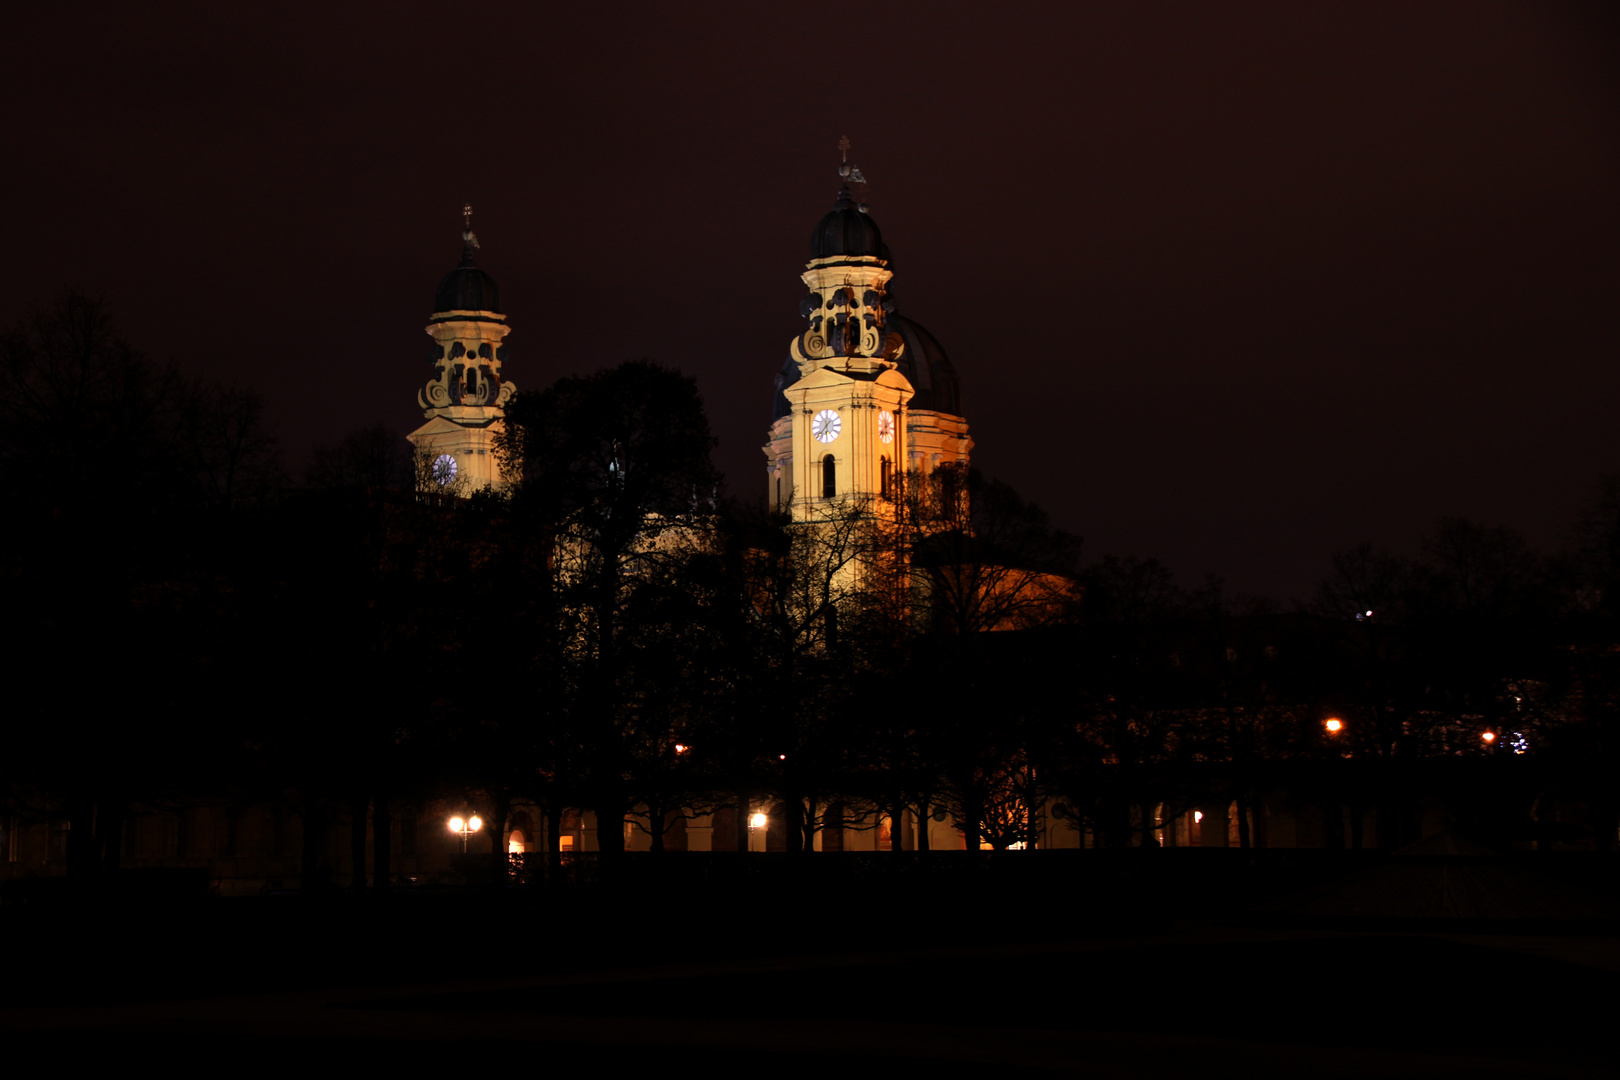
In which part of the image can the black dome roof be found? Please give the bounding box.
[434,247,501,314]
[810,185,884,260]
[890,314,960,415]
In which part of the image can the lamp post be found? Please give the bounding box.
[448,814,483,854]
[748,811,767,852]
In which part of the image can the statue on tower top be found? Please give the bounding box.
[461,203,481,250]
[837,136,869,210]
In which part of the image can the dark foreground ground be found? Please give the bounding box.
[3,852,1616,1078]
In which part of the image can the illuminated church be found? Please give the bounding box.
[397,168,1005,854]
[763,172,972,516]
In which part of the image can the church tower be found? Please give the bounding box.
[764,151,972,518]
[408,208,516,493]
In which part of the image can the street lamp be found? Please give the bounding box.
[1324,718,1343,734]
[448,814,483,853]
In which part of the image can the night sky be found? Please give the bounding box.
[6,2,1618,600]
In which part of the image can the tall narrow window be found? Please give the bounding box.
[939,468,958,513]
[880,456,891,499]
[822,454,836,498]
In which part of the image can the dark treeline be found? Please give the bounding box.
[3,292,1617,895]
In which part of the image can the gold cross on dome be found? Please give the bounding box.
[462,203,473,228]
[838,135,851,162]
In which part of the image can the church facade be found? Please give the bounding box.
[764,179,972,517]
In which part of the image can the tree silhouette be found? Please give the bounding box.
[496,361,721,861]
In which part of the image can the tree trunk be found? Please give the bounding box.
[595,799,625,858]
[1323,796,1346,850]
[1138,801,1157,847]
[734,792,750,853]
[785,794,807,855]
[301,802,329,893]
[99,801,125,874]
[67,796,98,881]
[1235,795,1252,851]
[373,794,392,890]
[649,804,666,854]
[350,794,369,890]
[487,796,510,885]
[916,798,931,852]
[545,803,563,885]
[546,803,563,853]
[960,780,982,852]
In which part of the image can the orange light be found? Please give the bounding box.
[1325,718,1343,733]
[448,816,464,833]
[1482,731,1496,744]
[675,743,688,754]
[1193,811,1204,823]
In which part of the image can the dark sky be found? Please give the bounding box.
[6,2,1618,601]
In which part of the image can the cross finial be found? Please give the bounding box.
[838,135,851,163]
[460,203,481,250]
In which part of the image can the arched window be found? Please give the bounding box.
[822,454,836,498]
[880,455,891,499]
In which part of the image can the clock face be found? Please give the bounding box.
[812,409,842,444]
[877,410,895,444]
[432,453,457,485]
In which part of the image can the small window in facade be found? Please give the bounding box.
[823,454,836,498]
[880,456,891,498]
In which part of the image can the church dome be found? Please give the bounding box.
[433,247,502,314]
[810,185,885,260]
[890,314,960,415]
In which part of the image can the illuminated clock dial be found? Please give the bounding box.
[432,453,457,485]
[812,409,842,444]
[877,410,895,444]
